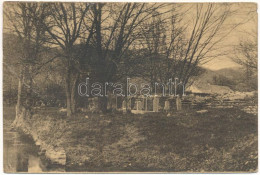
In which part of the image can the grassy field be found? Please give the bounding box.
[3,106,258,172]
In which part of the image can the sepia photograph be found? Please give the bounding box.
[2,1,258,173]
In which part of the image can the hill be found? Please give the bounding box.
[187,67,250,94]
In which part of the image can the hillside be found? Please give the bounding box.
[187,67,251,94]
[215,67,244,80]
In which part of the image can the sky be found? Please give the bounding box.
[3,2,257,71]
[200,3,257,70]
[202,57,241,70]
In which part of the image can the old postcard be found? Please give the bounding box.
[3,1,258,173]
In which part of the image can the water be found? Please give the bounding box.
[3,120,65,173]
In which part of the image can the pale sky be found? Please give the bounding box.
[3,2,257,71]
[202,57,241,70]
[201,3,257,70]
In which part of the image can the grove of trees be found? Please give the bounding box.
[3,2,256,117]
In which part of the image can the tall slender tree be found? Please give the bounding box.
[4,2,50,119]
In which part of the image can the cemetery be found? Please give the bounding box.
[78,78,185,97]
[3,2,257,172]
[76,89,257,116]
[5,91,256,171]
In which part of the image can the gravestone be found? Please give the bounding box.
[122,100,127,113]
[109,96,116,110]
[122,100,126,109]
[164,100,170,111]
[176,96,182,111]
[127,98,132,110]
[107,95,113,110]
[136,100,143,111]
[147,98,153,111]
[153,96,160,112]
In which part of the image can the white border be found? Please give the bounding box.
[0,1,259,175]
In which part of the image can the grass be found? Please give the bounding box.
[3,106,258,172]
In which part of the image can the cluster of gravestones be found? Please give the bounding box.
[107,95,183,113]
[85,95,184,113]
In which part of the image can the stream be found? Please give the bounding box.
[3,120,65,173]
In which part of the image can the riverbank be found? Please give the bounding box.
[5,106,257,172]
[3,107,66,173]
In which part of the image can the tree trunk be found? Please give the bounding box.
[65,85,72,117]
[71,91,76,114]
[24,66,33,112]
[65,70,72,117]
[65,66,79,117]
[16,70,24,118]
[70,73,79,114]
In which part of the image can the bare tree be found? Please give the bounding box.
[232,30,257,71]
[4,2,50,119]
[137,7,186,88]
[90,3,169,112]
[178,4,234,88]
[135,4,236,96]
[231,29,257,90]
[40,2,93,116]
